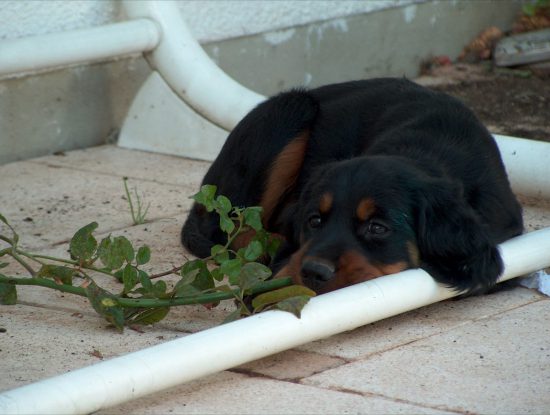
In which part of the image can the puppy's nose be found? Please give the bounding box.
[301,259,335,285]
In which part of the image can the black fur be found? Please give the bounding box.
[181,78,523,295]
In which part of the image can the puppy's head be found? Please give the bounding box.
[274,156,502,295]
[274,156,419,293]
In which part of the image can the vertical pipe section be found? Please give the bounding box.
[0,20,160,79]
[122,1,266,131]
[1,228,550,415]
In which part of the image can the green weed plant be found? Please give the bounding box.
[0,184,315,331]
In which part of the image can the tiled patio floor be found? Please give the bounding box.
[1,145,549,414]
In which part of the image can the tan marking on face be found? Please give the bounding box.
[273,242,310,286]
[356,198,376,222]
[377,261,408,275]
[319,192,333,214]
[407,241,420,267]
[260,131,309,227]
[315,252,409,294]
[276,246,410,294]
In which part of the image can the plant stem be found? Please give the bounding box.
[17,250,116,278]
[123,177,137,225]
[0,274,86,297]
[149,265,183,280]
[226,216,245,249]
[0,235,14,245]
[0,274,294,309]
[117,277,293,308]
[9,250,37,276]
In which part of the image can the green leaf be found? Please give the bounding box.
[219,211,235,234]
[0,280,17,305]
[266,237,281,259]
[69,222,98,262]
[97,236,114,268]
[192,184,217,212]
[0,263,9,269]
[153,280,168,298]
[122,264,139,294]
[275,295,312,318]
[98,235,135,270]
[191,266,215,292]
[243,207,263,231]
[114,236,134,263]
[239,262,272,293]
[85,281,125,331]
[177,260,214,292]
[220,259,242,283]
[138,270,153,291]
[210,268,224,282]
[37,264,76,285]
[252,285,316,313]
[215,195,232,214]
[243,240,263,262]
[136,246,151,265]
[0,213,8,225]
[211,244,229,264]
[173,278,202,297]
[180,259,203,284]
[127,307,170,325]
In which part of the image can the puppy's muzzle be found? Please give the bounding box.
[301,258,336,286]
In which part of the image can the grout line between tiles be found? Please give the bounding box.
[336,294,548,363]
[28,159,204,188]
[329,386,471,414]
[21,214,187,252]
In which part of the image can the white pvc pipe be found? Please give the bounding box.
[494,134,550,199]
[1,227,550,415]
[0,19,160,79]
[122,0,266,130]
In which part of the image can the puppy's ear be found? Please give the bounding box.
[415,179,503,295]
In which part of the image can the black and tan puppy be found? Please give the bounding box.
[182,78,523,295]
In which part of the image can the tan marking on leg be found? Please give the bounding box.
[356,198,376,222]
[231,229,257,251]
[232,231,286,264]
[319,192,333,214]
[260,132,309,226]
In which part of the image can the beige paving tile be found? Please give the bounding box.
[237,350,346,381]
[298,287,542,359]
[102,371,451,415]
[303,299,550,414]
[31,145,211,187]
[0,304,182,392]
[0,161,195,249]
[520,196,550,231]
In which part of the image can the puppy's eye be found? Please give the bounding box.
[366,221,388,235]
[308,214,322,229]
